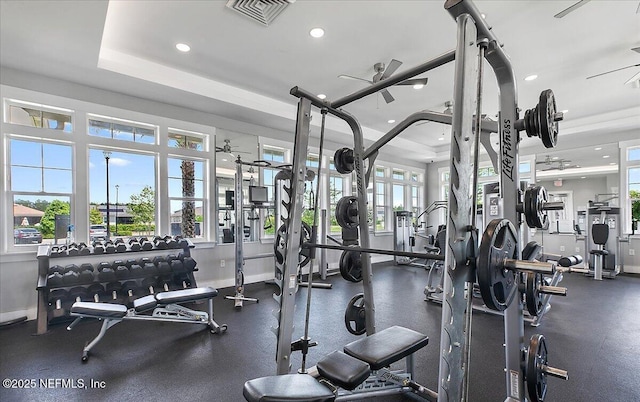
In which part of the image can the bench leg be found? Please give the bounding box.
[207,298,227,334]
[82,318,121,362]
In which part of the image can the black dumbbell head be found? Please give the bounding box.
[64,264,80,273]
[49,265,65,274]
[142,262,158,276]
[171,259,186,274]
[47,272,64,288]
[183,257,197,272]
[69,286,89,301]
[98,267,117,282]
[78,268,95,284]
[62,270,80,286]
[115,264,130,279]
[141,240,153,251]
[80,263,94,272]
[49,288,68,301]
[98,261,112,271]
[129,263,144,278]
[137,257,151,266]
[156,261,171,275]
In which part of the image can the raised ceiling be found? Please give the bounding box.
[1,0,638,171]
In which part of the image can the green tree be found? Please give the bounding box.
[631,190,640,222]
[40,200,70,237]
[89,207,103,224]
[129,186,156,234]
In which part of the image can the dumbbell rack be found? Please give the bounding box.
[35,238,199,335]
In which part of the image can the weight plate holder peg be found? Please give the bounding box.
[515,89,563,149]
[274,221,313,268]
[334,147,355,174]
[526,334,569,402]
[477,219,557,311]
[344,293,366,335]
[336,196,359,229]
[525,271,567,317]
[339,249,363,282]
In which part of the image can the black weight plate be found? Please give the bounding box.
[525,186,548,229]
[522,241,542,261]
[539,90,558,149]
[344,293,366,335]
[334,147,354,174]
[273,221,313,268]
[476,219,518,311]
[336,196,359,229]
[339,250,363,282]
[525,272,544,317]
[527,334,549,402]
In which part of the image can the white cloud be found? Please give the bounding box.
[109,157,131,167]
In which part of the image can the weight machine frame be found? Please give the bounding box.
[275,1,542,401]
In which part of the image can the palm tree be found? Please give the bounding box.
[173,133,197,238]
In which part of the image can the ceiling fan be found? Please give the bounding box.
[338,59,428,104]
[536,155,578,171]
[215,139,251,158]
[416,101,452,126]
[586,47,640,84]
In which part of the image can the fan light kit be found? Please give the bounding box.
[317,94,326,99]
[603,155,610,159]
[387,119,395,124]
[595,147,602,150]
[524,74,538,81]
[413,83,424,89]
[309,28,324,38]
[175,43,191,52]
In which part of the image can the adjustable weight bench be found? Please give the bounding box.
[67,286,226,362]
[243,326,437,402]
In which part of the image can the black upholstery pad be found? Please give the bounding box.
[133,295,157,312]
[317,351,370,390]
[343,325,428,370]
[70,301,127,318]
[243,374,335,402]
[155,287,218,304]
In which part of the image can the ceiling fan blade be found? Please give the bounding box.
[380,89,395,104]
[215,146,225,152]
[338,74,373,84]
[396,78,429,86]
[632,47,640,53]
[625,70,640,85]
[586,63,640,80]
[381,59,402,80]
[554,0,591,18]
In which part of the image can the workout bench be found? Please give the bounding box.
[67,286,226,362]
[244,326,436,401]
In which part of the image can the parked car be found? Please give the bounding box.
[14,228,43,244]
[90,225,108,241]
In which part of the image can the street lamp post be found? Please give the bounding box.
[115,184,119,236]
[104,151,112,241]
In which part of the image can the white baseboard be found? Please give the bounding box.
[1,308,36,324]
[197,272,275,290]
[623,265,640,274]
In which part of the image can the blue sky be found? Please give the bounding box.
[89,149,156,204]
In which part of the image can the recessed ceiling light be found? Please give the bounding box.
[603,155,610,159]
[413,84,424,90]
[388,119,396,124]
[309,28,325,38]
[594,147,602,151]
[222,158,228,162]
[524,74,538,81]
[561,109,569,114]
[176,43,191,52]
[576,165,580,168]
[438,137,444,141]
[552,156,559,160]
[581,176,586,179]
[317,94,327,99]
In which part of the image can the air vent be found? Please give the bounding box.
[226,0,295,26]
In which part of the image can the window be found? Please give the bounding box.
[261,146,286,236]
[375,182,386,231]
[88,116,156,144]
[89,149,156,238]
[169,157,205,238]
[168,130,205,151]
[329,176,344,233]
[393,184,404,211]
[6,100,72,132]
[303,154,319,227]
[392,169,405,180]
[376,167,386,178]
[629,167,640,230]
[9,139,73,246]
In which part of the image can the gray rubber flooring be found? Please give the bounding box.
[1,263,639,402]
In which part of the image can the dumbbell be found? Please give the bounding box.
[69,286,89,303]
[114,238,127,252]
[76,263,95,284]
[140,237,153,251]
[105,241,116,254]
[121,281,141,306]
[62,265,80,286]
[67,243,80,256]
[173,273,192,289]
[105,282,123,303]
[142,277,159,295]
[153,236,168,250]
[157,277,173,292]
[140,259,157,276]
[170,258,186,275]
[97,262,117,282]
[49,265,65,275]
[47,272,64,288]
[183,256,197,272]
[176,236,189,249]
[87,283,106,302]
[78,242,91,255]
[163,235,178,249]
[93,241,105,254]
[153,256,172,275]
[558,255,583,267]
[128,238,141,252]
[48,289,69,318]
[125,259,143,278]
[112,260,130,280]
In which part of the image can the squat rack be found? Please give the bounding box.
[275,0,563,400]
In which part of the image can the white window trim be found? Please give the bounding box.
[620,139,640,234]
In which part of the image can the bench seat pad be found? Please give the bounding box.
[316,351,370,390]
[133,295,157,312]
[155,287,218,304]
[243,374,335,402]
[343,325,428,370]
[71,302,127,318]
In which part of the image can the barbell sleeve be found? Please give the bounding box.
[542,365,569,380]
[542,201,565,210]
[539,285,567,296]
[504,259,556,274]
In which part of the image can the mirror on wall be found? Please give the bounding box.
[215,131,260,244]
